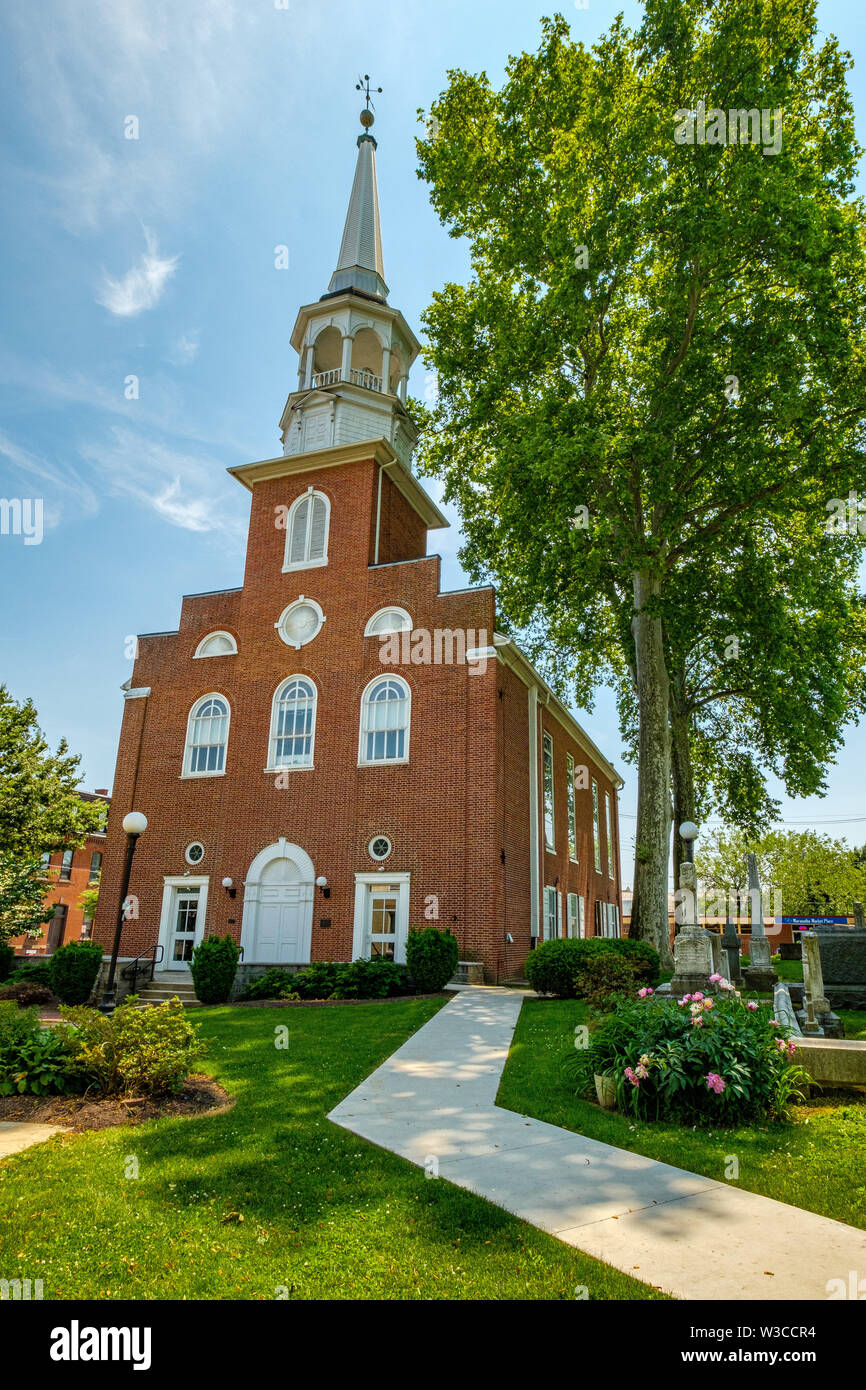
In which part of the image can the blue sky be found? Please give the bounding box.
[1,0,866,885]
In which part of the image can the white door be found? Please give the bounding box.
[159,881,208,971]
[352,875,410,964]
[248,855,311,963]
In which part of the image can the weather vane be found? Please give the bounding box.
[356,74,382,130]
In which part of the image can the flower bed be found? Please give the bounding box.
[572,978,810,1124]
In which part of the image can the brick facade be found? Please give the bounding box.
[92,443,622,983]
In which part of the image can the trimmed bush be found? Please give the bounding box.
[292,961,342,1000]
[0,982,53,1008]
[49,940,104,1005]
[405,927,459,993]
[571,989,810,1123]
[191,934,240,1004]
[331,959,411,999]
[525,937,660,998]
[61,997,204,1096]
[574,954,641,1010]
[4,960,53,988]
[245,968,300,1001]
[0,945,14,982]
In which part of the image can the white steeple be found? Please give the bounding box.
[328,126,388,302]
[279,97,421,468]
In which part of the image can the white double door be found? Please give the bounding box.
[244,853,313,964]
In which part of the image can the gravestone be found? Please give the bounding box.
[800,932,844,1038]
[668,860,716,995]
[809,923,866,1011]
[741,853,777,992]
[722,917,742,984]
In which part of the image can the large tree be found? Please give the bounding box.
[698,826,866,919]
[415,1,866,964]
[0,684,103,855]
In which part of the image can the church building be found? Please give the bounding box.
[93,107,624,986]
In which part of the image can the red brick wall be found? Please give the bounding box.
[93,449,621,982]
[11,833,106,956]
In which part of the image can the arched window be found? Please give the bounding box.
[283,489,330,572]
[268,677,317,768]
[194,630,238,658]
[183,695,230,776]
[363,606,412,637]
[359,676,411,765]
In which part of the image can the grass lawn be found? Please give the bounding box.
[497,998,866,1231]
[0,999,662,1301]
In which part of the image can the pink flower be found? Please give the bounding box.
[692,992,705,1001]
[705,1072,726,1095]
[635,1063,649,1079]
[718,979,735,992]
[709,973,722,984]
[638,986,653,998]
[679,994,692,1006]
[702,997,714,1009]
[691,1015,704,1027]
[746,1001,758,1011]
[624,1066,640,1088]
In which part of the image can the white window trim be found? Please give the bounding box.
[265,675,317,771]
[543,885,558,941]
[542,731,555,852]
[363,605,412,637]
[194,630,238,658]
[566,752,578,862]
[275,596,326,650]
[156,876,209,972]
[181,693,230,779]
[351,872,410,964]
[282,487,330,573]
[358,673,411,766]
[592,778,601,873]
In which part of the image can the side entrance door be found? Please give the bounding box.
[158,878,209,971]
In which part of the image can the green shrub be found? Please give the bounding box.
[5,960,53,988]
[0,1004,74,1095]
[525,937,660,998]
[571,988,810,1124]
[574,953,641,1010]
[0,982,53,1008]
[191,934,240,1004]
[245,968,300,1001]
[331,959,412,999]
[49,940,104,1005]
[292,961,343,1000]
[405,927,458,993]
[0,945,13,982]
[61,997,204,1096]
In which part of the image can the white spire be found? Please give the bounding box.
[328,123,388,302]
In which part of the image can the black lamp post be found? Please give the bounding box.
[99,811,147,1014]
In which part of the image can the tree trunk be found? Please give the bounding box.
[627,570,674,969]
[669,666,696,898]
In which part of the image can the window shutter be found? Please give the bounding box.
[308,495,327,559]
[289,497,310,564]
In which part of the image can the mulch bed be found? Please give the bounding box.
[232,990,453,1008]
[0,1075,233,1132]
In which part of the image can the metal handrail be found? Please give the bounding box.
[121,943,164,994]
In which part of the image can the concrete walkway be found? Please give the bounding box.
[0,1121,68,1159]
[329,987,866,1300]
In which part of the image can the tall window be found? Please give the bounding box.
[592,779,601,872]
[59,849,74,881]
[89,852,102,883]
[360,677,410,764]
[544,886,558,941]
[605,792,615,878]
[542,731,555,850]
[566,753,577,861]
[269,678,316,768]
[184,695,229,776]
[567,892,585,939]
[283,489,329,571]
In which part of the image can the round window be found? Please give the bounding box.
[369,835,392,862]
[185,842,205,865]
[277,597,324,649]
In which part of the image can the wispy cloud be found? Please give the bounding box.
[166,330,200,365]
[96,230,178,317]
[78,427,245,545]
[0,431,100,530]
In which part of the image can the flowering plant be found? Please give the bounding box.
[570,988,810,1123]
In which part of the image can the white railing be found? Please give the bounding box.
[310,367,383,392]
